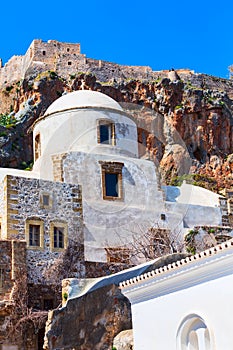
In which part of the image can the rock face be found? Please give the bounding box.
[44,284,132,350]
[113,329,134,350]
[0,42,232,190]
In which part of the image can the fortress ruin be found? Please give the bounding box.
[0,39,194,86]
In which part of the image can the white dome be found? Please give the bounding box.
[44,90,123,116]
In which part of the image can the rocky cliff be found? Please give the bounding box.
[0,60,232,191]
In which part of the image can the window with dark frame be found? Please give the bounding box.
[100,161,123,200]
[29,224,40,246]
[53,226,64,249]
[105,173,119,197]
[97,120,115,145]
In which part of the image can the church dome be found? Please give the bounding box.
[44,90,123,116]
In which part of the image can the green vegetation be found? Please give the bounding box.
[69,74,76,80]
[170,174,218,192]
[48,70,57,79]
[20,161,33,171]
[62,292,68,301]
[0,131,7,137]
[184,81,202,90]
[0,114,17,127]
[184,229,198,255]
[154,77,162,83]
[35,70,58,82]
[208,228,215,234]
[174,104,183,110]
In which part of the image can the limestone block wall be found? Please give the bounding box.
[82,58,153,82]
[0,38,197,88]
[0,55,24,86]
[24,39,87,81]
[2,175,83,284]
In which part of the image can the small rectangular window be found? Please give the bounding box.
[97,120,115,145]
[42,51,46,56]
[68,61,72,66]
[29,224,40,246]
[100,161,123,200]
[40,192,52,209]
[161,213,166,221]
[105,173,119,197]
[43,194,49,206]
[100,124,111,144]
[50,222,67,251]
[26,220,44,249]
[54,227,64,249]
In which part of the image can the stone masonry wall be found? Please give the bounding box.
[0,55,24,86]
[2,175,83,284]
[0,39,194,87]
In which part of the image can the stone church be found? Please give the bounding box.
[0,89,230,349]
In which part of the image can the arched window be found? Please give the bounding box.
[177,314,213,350]
[35,133,41,161]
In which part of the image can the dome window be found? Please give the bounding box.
[35,133,41,161]
[97,119,116,146]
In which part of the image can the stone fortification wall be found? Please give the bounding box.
[0,39,195,87]
[0,39,84,86]
[2,175,83,284]
[0,55,24,86]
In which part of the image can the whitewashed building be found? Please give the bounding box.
[120,239,233,350]
[0,90,227,262]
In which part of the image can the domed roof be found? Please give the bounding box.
[44,90,123,116]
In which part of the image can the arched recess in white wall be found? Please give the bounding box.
[176,314,215,350]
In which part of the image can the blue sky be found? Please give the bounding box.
[0,0,232,79]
